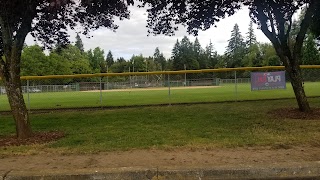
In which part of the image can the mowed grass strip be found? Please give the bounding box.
[0,82,319,111]
[1,98,320,154]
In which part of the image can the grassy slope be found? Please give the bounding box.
[1,98,320,154]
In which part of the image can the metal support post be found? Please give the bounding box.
[100,77,103,107]
[106,66,109,90]
[168,74,171,106]
[184,64,187,86]
[27,80,30,110]
[235,71,238,102]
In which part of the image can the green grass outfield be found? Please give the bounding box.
[0,98,320,154]
[0,82,319,111]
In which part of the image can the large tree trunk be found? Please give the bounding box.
[253,1,317,113]
[1,61,33,139]
[0,6,35,139]
[285,63,311,112]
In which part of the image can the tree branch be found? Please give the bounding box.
[293,0,318,63]
[10,2,36,77]
[255,3,290,67]
[285,19,292,41]
[0,17,13,63]
[267,10,277,36]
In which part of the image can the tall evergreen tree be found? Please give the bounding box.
[75,33,85,53]
[245,21,257,48]
[117,57,126,63]
[225,24,246,68]
[172,39,181,60]
[205,40,218,68]
[106,50,114,67]
[153,47,166,70]
[193,38,202,56]
[193,38,207,69]
[172,36,199,70]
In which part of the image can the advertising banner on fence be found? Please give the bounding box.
[251,71,286,91]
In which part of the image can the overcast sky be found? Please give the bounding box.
[26,6,271,60]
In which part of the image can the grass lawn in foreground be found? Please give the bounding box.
[0,82,319,111]
[0,98,320,154]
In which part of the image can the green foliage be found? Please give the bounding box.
[130,54,146,72]
[242,44,262,67]
[302,34,320,65]
[110,57,130,73]
[59,45,92,75]
[21,45,51,76]
[259,43,281,66]
[88,47,106,73]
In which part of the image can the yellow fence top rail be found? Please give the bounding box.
[4,65,320,80]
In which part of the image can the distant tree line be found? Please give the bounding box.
[21,21,320,80]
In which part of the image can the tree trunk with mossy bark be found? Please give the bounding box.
[0,14,34,139]
[285,61,310,112]
[2,69,33,139]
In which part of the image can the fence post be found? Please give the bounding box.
[235,71,238,102]
[27,79,30,110]
[184,64,187,86]
[106,66,109,90]
[100,77,103,107]
[168,74,171,106]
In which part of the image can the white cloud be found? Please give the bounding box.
[26,6,271,60]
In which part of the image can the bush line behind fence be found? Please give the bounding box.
[0,66,320,111]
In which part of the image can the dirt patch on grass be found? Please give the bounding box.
[0,131,65,147]
[269,108,320,120]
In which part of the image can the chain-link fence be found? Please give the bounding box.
[1,66,320,111]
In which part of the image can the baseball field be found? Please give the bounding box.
[0,82,319,111]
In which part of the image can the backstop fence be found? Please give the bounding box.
[0,65,320,111]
